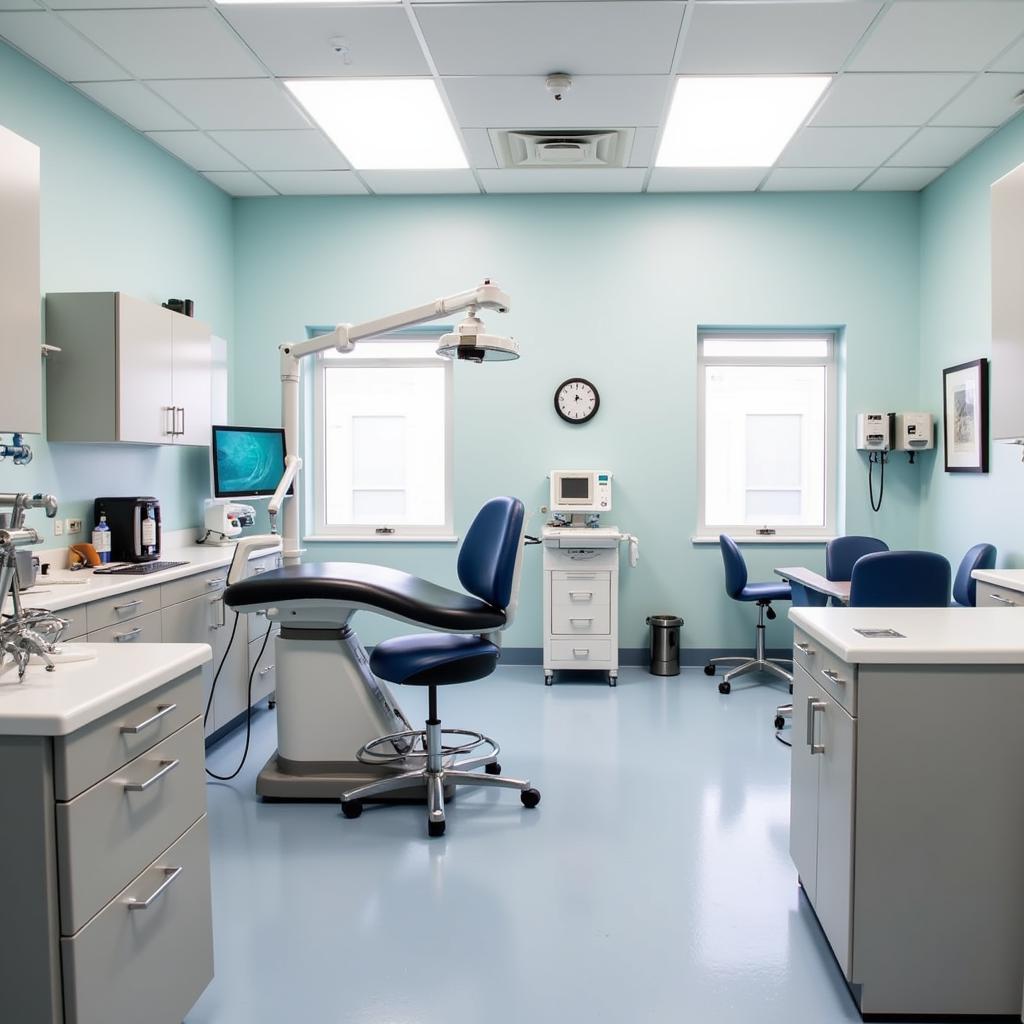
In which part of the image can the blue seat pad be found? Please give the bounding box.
[738,582,792,602]
[370,634,500,686]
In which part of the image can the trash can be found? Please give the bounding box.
[646,614,683,676]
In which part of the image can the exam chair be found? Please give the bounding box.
[952,543,996,607]
[848,551,951,607]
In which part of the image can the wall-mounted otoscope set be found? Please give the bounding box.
[856,411,935,511]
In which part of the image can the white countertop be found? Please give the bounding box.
[972,568,1024,593]
[789,606,1024,664]
[0,643,211,736]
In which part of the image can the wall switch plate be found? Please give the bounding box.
[66,518,82,534]
[53,519,64,536]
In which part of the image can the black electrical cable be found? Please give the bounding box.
[868,450,886,513]
[775,729,792,748]
[203,611,240,730]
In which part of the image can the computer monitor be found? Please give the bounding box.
[549,470,612,514]
[210,425,291,500]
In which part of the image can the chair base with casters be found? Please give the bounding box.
[340,633,540,838]
[704,599,794,694]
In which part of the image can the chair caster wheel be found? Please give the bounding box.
[718,681,731,694]
[521,788,541,809]
[485,761,502,775]
[774,716,786,730]
[428,820,446,838]
[704,664,715,676]
[341,800,363,819]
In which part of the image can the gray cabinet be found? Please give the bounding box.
[44,292,211,446]
[0,122,41,434]
[992,161,1024,442]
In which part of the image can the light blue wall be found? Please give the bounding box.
[233,192,923,650]
[918,113,1024,569]
[0,41,234,539]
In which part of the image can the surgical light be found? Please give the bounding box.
[656,76,832,168]
[437,313,519,363]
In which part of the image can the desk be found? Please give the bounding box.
[774,565,850,604]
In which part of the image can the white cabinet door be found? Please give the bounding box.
[117,295,173,444]
[0,124,40,434]
[790,665,821,902]
[170,313,211,447]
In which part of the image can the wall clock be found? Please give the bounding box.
[554,377,600,424]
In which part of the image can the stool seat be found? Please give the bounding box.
[370,634,499,686]
[737,581,792,603]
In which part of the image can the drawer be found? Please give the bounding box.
[160,566,229,608]
[249,552,281,576]
[551,605,611,635]
[86,585,160,632]
[976,581,1024,609]
[551,577,610,608]
[88,609,162,645]
[57,718,206,935]
[549,638,613,664]
[60,603,88,641]
[249,631,276,705]
[61,815,213,1024]
[54,667,203,801]
[793,628,857,715]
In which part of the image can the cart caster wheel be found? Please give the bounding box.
[609,675,617,687]
[704,664,715,676]
[485,761,502,775]
[718,681,731,695]
[544,675,553,686]
[267,699,276,710]
[774,715,786,730]
[341,800,363,819]
[521,788,541,809]
[428,820,446,838]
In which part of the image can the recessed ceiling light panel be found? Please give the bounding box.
[656,76,832,168]
[216,0,397,5]
[285,79,468,171]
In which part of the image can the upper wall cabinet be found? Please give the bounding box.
[0,123,41,435]
[45,293,211,446]
[992,163,1024,444]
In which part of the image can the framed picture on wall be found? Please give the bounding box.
[942,358,988,473]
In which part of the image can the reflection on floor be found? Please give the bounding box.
[189,666,876,1024]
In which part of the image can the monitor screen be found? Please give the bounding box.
[211,425,289,499]
[560,476,590,500]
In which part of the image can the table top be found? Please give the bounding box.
[972,568,1024,594]
[774,565,850,603]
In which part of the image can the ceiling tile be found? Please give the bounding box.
[51,0,204,7]
[415,2,685,76]
[0,11,127,81]
[219,5,427,78]
[460,128,498,169]
[362,170,479,194]
[145,131,244,172]
[629,126,659,167]
[859,166,944,191]
[259,171,368,196]
[443,75,666,130]
[778,126,915,167]
[887,125,991,166]
[76,81,192,131]
[849,1,1024,72]
[147,80,309,131]
[932,73,1024,127]
[811,73,971,126]
[202,171,276,197]
[992,33,1024,72]
[478,168,646,193]
[647,168,766,192]
[680,1,882,74]
[763,167,871,191]
[0,0,39,9]
[64,9,264,79]
[209,130,347,171]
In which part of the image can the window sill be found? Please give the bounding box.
[691,535,836,545]
[304,534,460,544]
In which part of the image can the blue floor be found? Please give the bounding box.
[189,667,878,1024]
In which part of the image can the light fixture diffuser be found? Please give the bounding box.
[285,79,468,171]
[656,76,831,168]
[216,0,397,4]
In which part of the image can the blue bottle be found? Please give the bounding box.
[92,513,111,564]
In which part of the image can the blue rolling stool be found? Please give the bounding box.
[952,543,996,606]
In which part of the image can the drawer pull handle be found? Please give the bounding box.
[570,618,593,627]
[127,866,183,911]
[569,591,593,601]
[124,758,180,792]
[795,641,814,655]
[120,703,177,734]
[113,599,143,613]
[113,626,143,642]
[206,576,226,588]
[565,574,596,580]
[259,664,274,677]
[253,566,268,575]
[572,648,590,657]
[989,593,1016,606]
[806,698,827,754]
[821,667,845,686]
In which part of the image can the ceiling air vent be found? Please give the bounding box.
[491,129,634,169]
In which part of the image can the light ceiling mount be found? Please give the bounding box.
[545,74,573,103]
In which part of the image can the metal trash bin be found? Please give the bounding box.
[646,614,683,676]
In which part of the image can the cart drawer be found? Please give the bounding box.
[86,586,160,632]
[549,639,613,664]
[551,605,611,635]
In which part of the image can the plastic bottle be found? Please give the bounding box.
[92,513,111,564]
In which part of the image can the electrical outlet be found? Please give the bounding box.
[66,518,83,535]
[53,518,64,537]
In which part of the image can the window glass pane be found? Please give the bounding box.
[702,337,829,359]
[352,416,406,489]
[746,414,801,488]
[745,490,801,517]
[353,490,407,521]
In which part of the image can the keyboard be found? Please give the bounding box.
[93,560,189,575]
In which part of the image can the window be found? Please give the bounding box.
[311,331,453,540]
[697,331,837,540]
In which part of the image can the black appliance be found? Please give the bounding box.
[94,497,162,563]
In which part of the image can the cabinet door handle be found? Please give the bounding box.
[177,406,186,436]
[127,866,183,910]
[569,591,593,601]
[806,698,827,754]
[259,664,274,677]
[113,626,142,642]
[206,576,226,588]
[795,641,815,655]
[209,595,225,628]
[120,702,177,734]
[821,667,845,686]
[113,598,143,613]
[163,406,175,436]
[123,758,179,792]
[989,593,1016,606]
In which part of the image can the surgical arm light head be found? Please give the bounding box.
[436,311,519,363]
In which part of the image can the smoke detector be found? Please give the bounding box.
[490,129,635,169]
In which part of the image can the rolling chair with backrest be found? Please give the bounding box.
[848,550,952,607]
[705,535,793,694]
[952,543,997,607]
[825,535,888,605]
[340,496,540,837]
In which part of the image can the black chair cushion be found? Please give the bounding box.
[370,634,500,686]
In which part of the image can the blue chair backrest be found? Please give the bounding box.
[849,551,951,608]
[825,535,889,581]
[458,496,525,609]
[952,543,997,607]
[719,535,748,599]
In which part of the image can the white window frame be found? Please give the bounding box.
[695,330,838,543]
[307,329,455,543]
